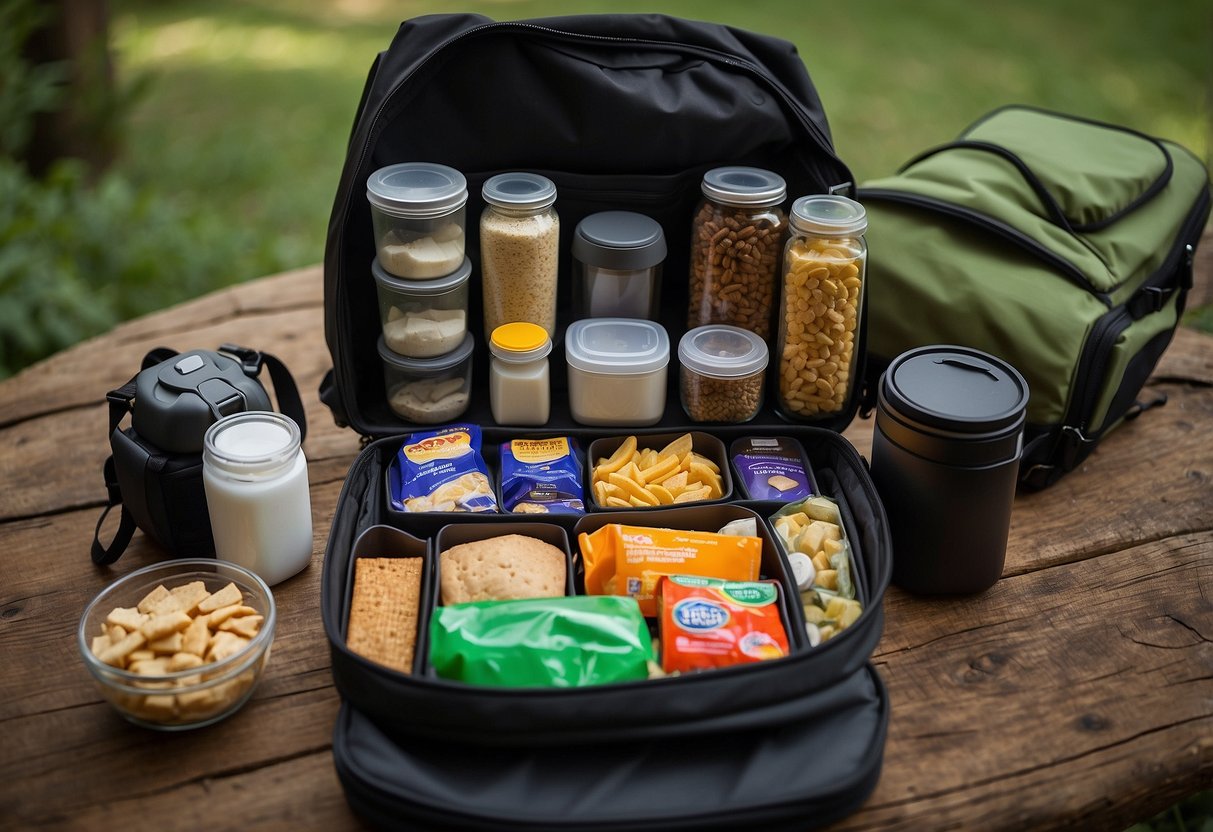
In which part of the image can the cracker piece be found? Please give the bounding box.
[107,624,127,644]
[218,615,263,639]
[168,580,210,615]
[346,557,423,675]
[169,652,205,672]
[182,616,209,656]
[206,631,250,663]
[138,694,177,719]
[206,604,256,627]
[90,635,111,658]
[136,585,171,614]
[130,658,170,676]
[440,534,566,605]
[140,611,192,641]
[98,631,147,667]
[147,632,183,654]
[198,582,242,614]
[128,650,155,663]
[106,607,146,632]
[767,474,798,492]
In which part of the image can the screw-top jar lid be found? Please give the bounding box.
[490,322,552,362]
[371,256,472,295]
[482,172,557,211]
[377,331,474,373]
[366,162,468,219]
[678,324,769,378]
[571,211,667,271]
[790,194,867,236]
[701,166,787,207]
[565,318,670,376]
[878,345,1029,467]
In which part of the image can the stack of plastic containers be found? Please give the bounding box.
[367,163,474,424]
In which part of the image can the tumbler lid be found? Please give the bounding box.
[882,346,1028,435]
[571,211,667,271]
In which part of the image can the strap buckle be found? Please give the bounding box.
[219,343,264,377]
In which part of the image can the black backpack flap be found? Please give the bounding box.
[322,425,890,745]
[323,14,854,438]
[334,664,887,832]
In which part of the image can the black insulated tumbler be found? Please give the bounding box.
[871,345,1029,594]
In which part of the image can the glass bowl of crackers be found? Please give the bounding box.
[78,559,276,731]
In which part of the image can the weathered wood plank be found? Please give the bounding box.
[0,267,325,428]
[834,531,1212,832]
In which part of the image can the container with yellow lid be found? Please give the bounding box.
[488,322,552,426]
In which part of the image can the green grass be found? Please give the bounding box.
[109,0,1211,298]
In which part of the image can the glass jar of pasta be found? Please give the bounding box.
[776,195,867,419]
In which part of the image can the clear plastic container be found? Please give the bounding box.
[372,257,471,358]
[678,324,769,424]
[480,173,559,338]
[688,167,787,339]
[776,195,867,419]
[564,319,670,426]
[378,332,474,424]
[572,211,666,320]
[489,322,552,427]
[367,163,468,279]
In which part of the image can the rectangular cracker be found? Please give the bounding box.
[218,615,263,639]
[140,611,192,641]
[106,607,146,632]
[168,581,210,616]
[206,604,257,627]
[198,582,242,614]
[147,632,183,654]
[99,631,147,667]
[182,616,209,656]
[346,557,423,675]
[136,585,171,614]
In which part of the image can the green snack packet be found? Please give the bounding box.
[429,595,654,688]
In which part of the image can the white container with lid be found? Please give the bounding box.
[488,322,552,426]
[367,162,468,279]
[378,332,474,424]
[372,257,471,358]
[480,172,559,338]
[678,324,769,424]
[565,318,670,426]
[202,412,312,587]
[571,211,666,320]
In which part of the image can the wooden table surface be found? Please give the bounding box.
[1,258,1210,831]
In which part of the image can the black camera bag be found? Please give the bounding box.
[92,344,307,565]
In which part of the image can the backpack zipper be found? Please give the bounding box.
[858,187,1109,301]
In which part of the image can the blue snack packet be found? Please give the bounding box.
[500,437,585,515]
[390,424,498,513]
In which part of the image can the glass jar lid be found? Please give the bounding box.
[482,172,558,211]
[490,322,552,362]
[366,162,468,219]
[571,211,667,271]
[678,324,769,378]
[701,167,787,207]
[790,195,868,236]
[565,318,670,375]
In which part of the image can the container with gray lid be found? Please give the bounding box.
[871,345,1029,595]
[378,332,474,425]
[572,211,667,320]
[366,162,468,280]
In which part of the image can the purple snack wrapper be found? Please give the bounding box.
[732,437,815,501]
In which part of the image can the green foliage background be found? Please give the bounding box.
[1,0,1210,381]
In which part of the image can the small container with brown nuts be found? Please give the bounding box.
[678,324,769,424]
[688,167,788,339]
[776,195,867,419]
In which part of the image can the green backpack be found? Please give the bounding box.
[860,106,1210,489]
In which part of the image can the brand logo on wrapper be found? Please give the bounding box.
[673,598,729,631]
[403,430,473,463]
[739,630,787,660]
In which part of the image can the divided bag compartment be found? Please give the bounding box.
[323,424,889,830]
[860,105,1211,488]
[318,12,892,830]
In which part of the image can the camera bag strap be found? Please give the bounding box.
[91,345,308,566]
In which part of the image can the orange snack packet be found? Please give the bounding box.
[578,524,762,617]
[658,576,790,673]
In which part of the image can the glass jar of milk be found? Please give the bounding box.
[488,322,552,426]
[203,412,312,586]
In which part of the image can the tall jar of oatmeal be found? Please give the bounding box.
[688,167,787,339]
[776,195,867,419]
[480,173,559,339]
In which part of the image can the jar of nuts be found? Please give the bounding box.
[678,324,769,424]
[688,167,787,339]
[776,195,867,419]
